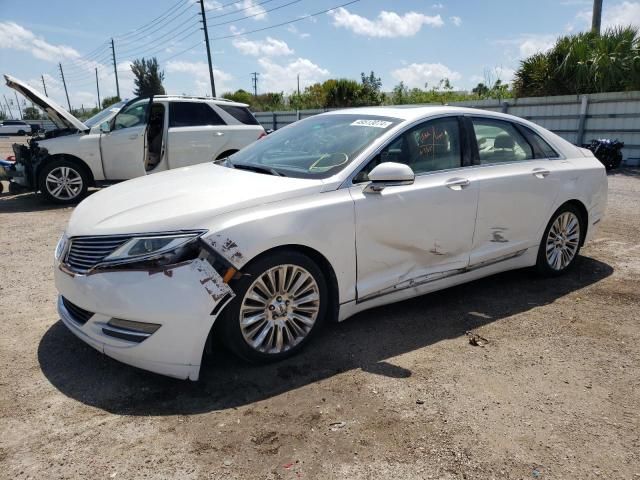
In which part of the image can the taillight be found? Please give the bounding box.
[258,131,267,139]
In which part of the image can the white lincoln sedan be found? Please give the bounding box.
[54,106,607,380]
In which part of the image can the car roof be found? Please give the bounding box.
[152,95,249,108]
[324,105,503,121]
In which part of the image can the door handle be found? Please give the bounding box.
[213,131,224,136]
[532,168,551,178]
[444,177,470,190]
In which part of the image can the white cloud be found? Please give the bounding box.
[287,25,310,39]
[236,0,267,20]
[166,61,232,95]
[328,7,443,38]
[432,3,444,9]
[570,1,640,30]
[391,63,461,89]
[450,15,462,26]
[258,57,329,92]
[518,34,556,57]
[0,21,80,62]
[232,36,294,56]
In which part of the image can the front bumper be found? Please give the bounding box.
[55,258,234,380]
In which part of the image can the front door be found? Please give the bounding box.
[466,116,563,266]
[100,98,150,180]
[352,116,479,301]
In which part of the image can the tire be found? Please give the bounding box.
[0,182,3,194]
[17,130,25,136]
[536,204,584,276]
[38,159,89,204]
[218,250,328,363]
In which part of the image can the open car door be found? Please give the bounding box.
[100,97,151,180]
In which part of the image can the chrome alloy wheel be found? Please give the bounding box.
[545,211,580,271]
[45,166,83,200]
[239,264,321,354]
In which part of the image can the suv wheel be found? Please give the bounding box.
[38,159,88,204]
[219,251,328,363]
[536,204,584,276]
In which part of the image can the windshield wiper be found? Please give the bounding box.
[227,160,285,177]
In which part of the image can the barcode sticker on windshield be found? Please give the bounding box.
[351,119,393,128]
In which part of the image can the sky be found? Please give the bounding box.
[1,0,639,116]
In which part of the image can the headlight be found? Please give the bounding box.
[101,232,205,266]
[55,232,68,261]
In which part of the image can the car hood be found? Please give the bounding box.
[4,74,88,131]
[67,163,324,236]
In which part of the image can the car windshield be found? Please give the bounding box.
[84,101,127,128]
[226,114,401,179]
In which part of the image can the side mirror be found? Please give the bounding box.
[99,121,111,133]
[364,162,415,193]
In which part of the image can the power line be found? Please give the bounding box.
[115,3,196,46]
[208,0,303,28]
[114,0,190,40]
[205,0,276,20]
[210,0,360,40]
[116,15,199,57]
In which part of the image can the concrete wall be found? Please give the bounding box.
[254,91,640,166]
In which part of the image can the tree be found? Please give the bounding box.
[222,89,253,105]
[359,71,383,105]
[22,106,42,120]
[102,96,121,109]
[513,26,640,97]
[131,57,166,97]
[324,78,363,107]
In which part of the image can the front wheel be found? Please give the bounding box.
[536,204,584,276]
[38,159,88,204]
[218,251,328,363]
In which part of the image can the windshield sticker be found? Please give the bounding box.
[351,119,393,128]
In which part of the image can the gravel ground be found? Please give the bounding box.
[0,136,638,479]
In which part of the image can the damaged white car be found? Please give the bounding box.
[55,107,607,380]
[4,74,265,204]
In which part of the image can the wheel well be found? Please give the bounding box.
[216,149,238,160]
[562,199,589,246]
[37,154,95,187]
[244,245,341,323]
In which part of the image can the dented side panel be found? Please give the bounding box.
[349,171,478,301]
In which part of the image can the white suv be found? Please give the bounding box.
[0,119,32,136]
[4,75,265,204]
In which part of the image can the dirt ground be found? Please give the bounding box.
[0,134,639,479]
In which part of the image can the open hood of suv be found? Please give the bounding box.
[4,74,88,131]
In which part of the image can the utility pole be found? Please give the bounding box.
[111,38,121,98]
[14,92,23,119]
[41,75,48,96]
[297,74,300,95]
[3,95,13,118]
[251,72,259,96]
[199,0,216,97]
[95,67,101,109]
[591,0,603,34]
[59,63,72,111]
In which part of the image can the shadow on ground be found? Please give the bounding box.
[0,189,97,213]
[38,256,612,415]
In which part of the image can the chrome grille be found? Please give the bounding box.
[65,235,131,272]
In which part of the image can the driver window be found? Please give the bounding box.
[354,117,461,182]
[112,99,150,131]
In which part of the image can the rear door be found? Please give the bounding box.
[466,116,565,266]
[351,116,479,301]
[100,98,150,180]
[166,101,228,168]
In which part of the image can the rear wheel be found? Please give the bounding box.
[17,130,25,136]
[536,204,584,276]
[38,159,88,204]
[219,251,328,363]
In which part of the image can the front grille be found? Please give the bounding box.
[65,235,131,272]
[62,297,94,324]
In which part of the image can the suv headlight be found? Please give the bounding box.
[101,231,205,266]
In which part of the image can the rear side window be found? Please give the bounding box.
[472,118,534,164]
[169,102,225,127]
[519,125,560,158]
[217,105,260,125]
